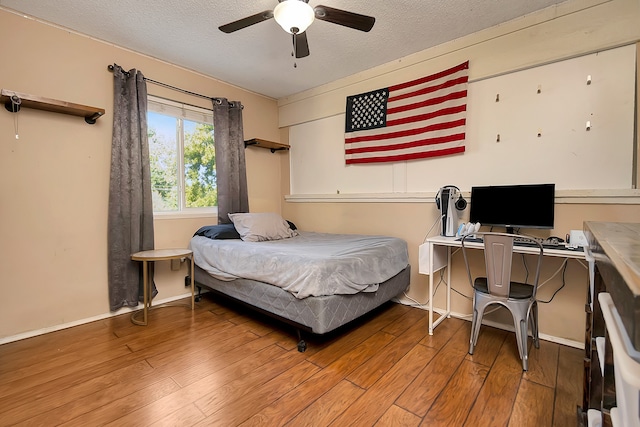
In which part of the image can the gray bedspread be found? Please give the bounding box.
[190,231,409,299]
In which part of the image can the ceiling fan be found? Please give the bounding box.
[218,0,375,59]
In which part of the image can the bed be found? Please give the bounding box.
[189,213,410,351]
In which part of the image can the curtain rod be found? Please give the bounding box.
[107,64,223,104]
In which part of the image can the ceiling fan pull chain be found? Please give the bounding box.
[292,32,297,68]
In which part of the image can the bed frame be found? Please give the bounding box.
[191,264,410,352]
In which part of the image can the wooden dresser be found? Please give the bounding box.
[580,222,640,426]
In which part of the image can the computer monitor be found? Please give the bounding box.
[469,183,555,234]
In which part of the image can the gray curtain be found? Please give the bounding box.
[108,64,155,311]
[213,98,249,223]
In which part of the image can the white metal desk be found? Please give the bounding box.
[418,235,587,335]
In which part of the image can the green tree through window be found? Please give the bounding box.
[184,122,216,207]
[147,98,216,213]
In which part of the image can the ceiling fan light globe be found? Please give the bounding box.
[274,0,315,34]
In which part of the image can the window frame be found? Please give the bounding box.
[147,95,217,218]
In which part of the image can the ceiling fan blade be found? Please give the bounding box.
[313,5,375,32]
[294,31,310,58]
[218,10,274,33]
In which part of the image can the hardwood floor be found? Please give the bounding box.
[0,294,583,426]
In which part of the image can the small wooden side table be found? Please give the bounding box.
[130,248,195,326]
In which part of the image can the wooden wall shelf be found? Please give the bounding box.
[244,138,290,153]
[1,89,105,124]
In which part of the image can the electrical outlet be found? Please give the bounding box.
[171,258,181,271]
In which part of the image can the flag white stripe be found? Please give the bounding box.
[345,111,467,142]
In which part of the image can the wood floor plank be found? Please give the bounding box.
[198,360,320,425]
[465,325,508,367]
[306,303,411,368]
[420,316,466,350]
[145,326,259,370]
[103,344,288,426]
[239,330,396,426]
[330,344,438,426]
[347,315,431,389]
[286,379,366,426]
[524,339,560,388]
[553,345,583,427]
[509,378,555,427]
[170,333,285,387]
[0,359,154,425]
[149,403,206,427]
[375,404,422,427]
[382,304,431,337]
[58,377,182,427]
[192,351,309,417]
[421,359,489,426]
[396,326,470,417]
[0,341,132,402]
[463,340,524,427]
[110,300,217,339]
[0,317,113,362]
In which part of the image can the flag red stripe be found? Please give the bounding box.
[387,90,467,115]
[346,146,465,164]
[346,133,465,155]
[386,105,467,127]
[388,61,469,92]
[345,119,466,144]
[388,76,469,103]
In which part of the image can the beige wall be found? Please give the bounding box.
[2,0,639,345]
[0,9,282,340]
[279,0,640,345]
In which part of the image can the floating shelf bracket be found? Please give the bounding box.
[244,138,290,153]
[1,89,105,124]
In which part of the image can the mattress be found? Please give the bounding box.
[194,264,410,335]
[190,231,409,298]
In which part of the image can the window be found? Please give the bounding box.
[147,96,216,214]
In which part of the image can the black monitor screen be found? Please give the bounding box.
[469,183,555,232]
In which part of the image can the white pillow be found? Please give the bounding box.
[228,212,298,242]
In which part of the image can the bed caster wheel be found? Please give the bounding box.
[297,340,307,353]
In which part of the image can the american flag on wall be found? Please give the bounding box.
[344,61,469,164]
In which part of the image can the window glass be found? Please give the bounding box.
[147,97,216,213]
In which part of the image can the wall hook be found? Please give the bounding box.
[537,85,542,94]
[496,134,500,142]
[587,75,592,85]
[495,94,500,102]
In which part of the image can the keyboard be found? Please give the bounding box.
[456,236,581,251]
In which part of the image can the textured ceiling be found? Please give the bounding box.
[0,0,566,99]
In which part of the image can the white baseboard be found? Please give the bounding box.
[0,292,195,345]
[392,298,584,349]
